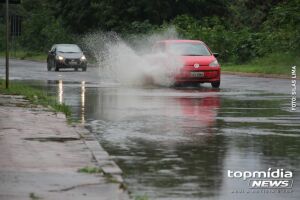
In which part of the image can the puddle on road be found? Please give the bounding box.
[18,80,300,199]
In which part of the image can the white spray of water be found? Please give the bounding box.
[82,28,183,86]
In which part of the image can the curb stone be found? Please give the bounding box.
[74,126,125,184]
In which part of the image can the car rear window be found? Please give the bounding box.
[167,43,211,56]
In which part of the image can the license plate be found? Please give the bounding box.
[190,72,204,77]
[69,61,77,65]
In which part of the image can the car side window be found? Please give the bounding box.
[50,46,56,53]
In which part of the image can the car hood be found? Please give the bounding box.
[57,52,83,59]
[180,55,216,66]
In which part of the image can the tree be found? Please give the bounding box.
[20,0,72,51]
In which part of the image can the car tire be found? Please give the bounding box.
[47,62,51,71]
[75,67,78,71]
[82,67,87,71]
[174,83,182,87]
[189,82,200,87]
[211,81,220,88]
[54,61,60,71]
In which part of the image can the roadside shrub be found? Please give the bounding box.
[20,13,73,52]
[173,4,300,63]
[258,0,300,55]
[173,15,256,63]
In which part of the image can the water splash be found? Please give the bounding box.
[82,28,183,86]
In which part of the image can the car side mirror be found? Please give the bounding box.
[213,53,219,58]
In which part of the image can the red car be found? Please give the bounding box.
[153,40,221,88]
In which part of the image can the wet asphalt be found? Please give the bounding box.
[1,58,299,200]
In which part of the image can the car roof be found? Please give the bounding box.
[54,44,79,47]
[157,40,204,44]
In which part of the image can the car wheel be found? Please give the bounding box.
[189,82,200,87]
[47,62,51,71]
[75,67,78,71]
[174,83,182,87]
[82,67,87,71]
[54,61,60,71]
[211,81,220,88]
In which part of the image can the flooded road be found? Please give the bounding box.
[1,59,300,199]
[58,85,300,200]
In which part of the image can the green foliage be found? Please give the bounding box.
[258,0,300,55]
[173,15,251,62]
[0,0,299,67]
[78,166,103,174]
[53,0,95,34]
[20,14,73,52]
[29,192,41,200]
[134,195,149,200]
[173,0,300,64]
[222,52,300,75]
[0,0,75,52]
[0,50,46,61]
[227,0,275,30]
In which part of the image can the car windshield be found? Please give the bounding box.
[167,43,211,56]
[56,45,82,53]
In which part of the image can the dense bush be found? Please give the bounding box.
[18,0,74,52]
[258,0,300,55]
[172,0,300,63]
[20,14,73,52]
[173,15,260,63]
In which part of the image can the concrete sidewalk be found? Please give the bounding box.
[0,95,129,200]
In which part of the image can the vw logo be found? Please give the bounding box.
[194,63,200,68]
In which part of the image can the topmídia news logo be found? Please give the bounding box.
[228,168,293,189]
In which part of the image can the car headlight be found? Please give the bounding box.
[80,55,86,61]
[209,60,219,67]
[56,55,64,61]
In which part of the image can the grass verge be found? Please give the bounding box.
[29,192,42,200]
[78,166,103,174]
[222,52,300,76]
[0,80,71,117]
[0,50,96,64]
[0,51,46,62]
[78,166,128,189]
[134,195,149,200]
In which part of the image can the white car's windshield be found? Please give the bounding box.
[167,43,211,56]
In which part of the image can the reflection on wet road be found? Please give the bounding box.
[46,81,300,200]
